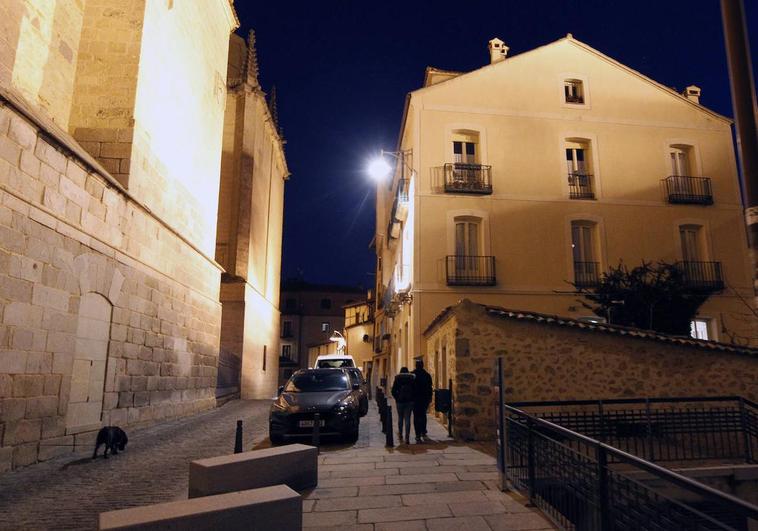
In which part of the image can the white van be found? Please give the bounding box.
[314,354,356,369]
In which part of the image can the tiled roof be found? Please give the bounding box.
[423,300,758,357]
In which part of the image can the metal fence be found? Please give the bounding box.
[494,360,758,530]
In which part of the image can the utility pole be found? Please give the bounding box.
[721,0,758,297]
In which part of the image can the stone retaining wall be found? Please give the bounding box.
[424,300,758,441]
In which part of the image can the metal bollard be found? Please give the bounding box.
[380,397,387,432]
[385,406,394,447]
[312,413,321,448]
[234,420,243,453]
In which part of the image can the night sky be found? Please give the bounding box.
[234,1,758,288]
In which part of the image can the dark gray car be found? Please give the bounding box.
[345,368,368,417]
[269,368,361,444]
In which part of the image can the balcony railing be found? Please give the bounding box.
[565,94,584,104]
[568,172,594,199]
[664,175,713,205]
[445,255,496,286]
[573,261,600,288]
[676,260,724,291]
[443,163,492,194]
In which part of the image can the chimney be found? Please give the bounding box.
[683,85,701,104]
[488,38,508,64]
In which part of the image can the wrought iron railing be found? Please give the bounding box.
[664,176,714,205]
[508,396,757,464]
[568,172,594,199]
[676,261,724,291]
[397,178,409,203]
[565,94,585,104]
[500,400,758,531]
[443,163,493,194]
[574,261,600,288]
[445,255,496,286]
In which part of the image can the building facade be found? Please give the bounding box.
[0,1,237,470]
[215,31,288,400]
[278,281,364,382]
[374,35,758,383]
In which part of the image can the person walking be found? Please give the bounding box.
[391,367,415,444]
[412,359,433,442]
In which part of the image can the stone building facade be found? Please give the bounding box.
[215,31,288,400]
[0,1,238,471]
[424,300,758,441]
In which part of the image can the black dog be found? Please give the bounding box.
[92,426,128,459]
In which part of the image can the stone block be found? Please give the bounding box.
[38,435,74,461]
[0,446,12,473]
[0,374,12,397]
[12,442,38,468]
[188,444,318,499]
[25,396,58,418]
[44,374,62,395]
[13,374,44,397]
[0,350,28,374]
[0,398,26,422]
[5,418,41,444]
[3,302,43,327]
[8,116,37,150]
[42,415,65,438]
[118,392,133,408]
[99,485,301,531]
[133,391,149,407]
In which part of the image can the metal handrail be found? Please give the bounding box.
[504,404,758,521]
[509,395,753,408]
[443,163,493,194]
[664,175,714,204]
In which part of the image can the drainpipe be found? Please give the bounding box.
[721,0,758,297]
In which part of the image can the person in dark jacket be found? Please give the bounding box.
[391,367,415,444]
[412,359,433,442]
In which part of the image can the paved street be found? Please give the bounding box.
[0,398,553,530]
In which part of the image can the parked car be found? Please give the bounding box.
[345,367,368,417]
[269,368,361,444]
[314,354,355,369]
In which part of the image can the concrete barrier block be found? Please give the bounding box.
[188,443,318,498]
[99,484,301,531]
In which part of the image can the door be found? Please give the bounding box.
[455,219,480,276]
[679,225,701,262]
[572,222,597,284]
[670,148,690,176]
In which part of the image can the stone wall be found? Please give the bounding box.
[0,96,222,472]
[423,300,758,441]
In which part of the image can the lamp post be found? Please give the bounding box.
[329,330,347,354]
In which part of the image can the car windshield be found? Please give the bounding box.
[285,371,350,392]
[317,359,354,369]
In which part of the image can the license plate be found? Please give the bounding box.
[299,420,325,428]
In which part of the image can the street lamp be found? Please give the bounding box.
[367,153,392,181]
[329,330,347,354]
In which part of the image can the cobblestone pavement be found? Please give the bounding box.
[303,402,555,531]
[0,398,554,531]
[0,399,271,530]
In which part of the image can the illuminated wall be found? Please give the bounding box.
[376,35,757,376]
[216,33,288,399]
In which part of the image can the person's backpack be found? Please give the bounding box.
[397,375,414,403]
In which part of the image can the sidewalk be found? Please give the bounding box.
[304,401,555,531]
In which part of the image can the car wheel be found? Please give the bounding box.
[344,428,359,443]
[269,426,284,445]
[359,398,368,417]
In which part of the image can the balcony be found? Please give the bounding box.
[664,175,713,205]
[446,255,496,286]
[573,261,600,288]
[394,178,410,221]
[676,261,724,291]
[568,172,594,199]
[443,163,492,194]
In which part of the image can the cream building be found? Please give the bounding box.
[215,31,288,400]
[374,35,758,383]
[0,0,237,470]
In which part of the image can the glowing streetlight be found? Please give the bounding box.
[367,154,392,181]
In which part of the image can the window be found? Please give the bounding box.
[281,320,292,337]
[321,322,330,333]
[691,319,710,340]
[572,221,599,286]
[320,298,331,309]
[453,140,476,164]
[455,217,480,275]
[281,344,292,359]
[669,145,692,176]
[564,79,584,104]
[566,140,594,199]
[262,345,267,371]
[679,224,703,262]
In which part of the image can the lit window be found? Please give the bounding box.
[691,319,709,340]
[281,345,292,359]
[564,79,584,104]
[321,322,330,332]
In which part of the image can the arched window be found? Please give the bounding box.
[669,145,693,176]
